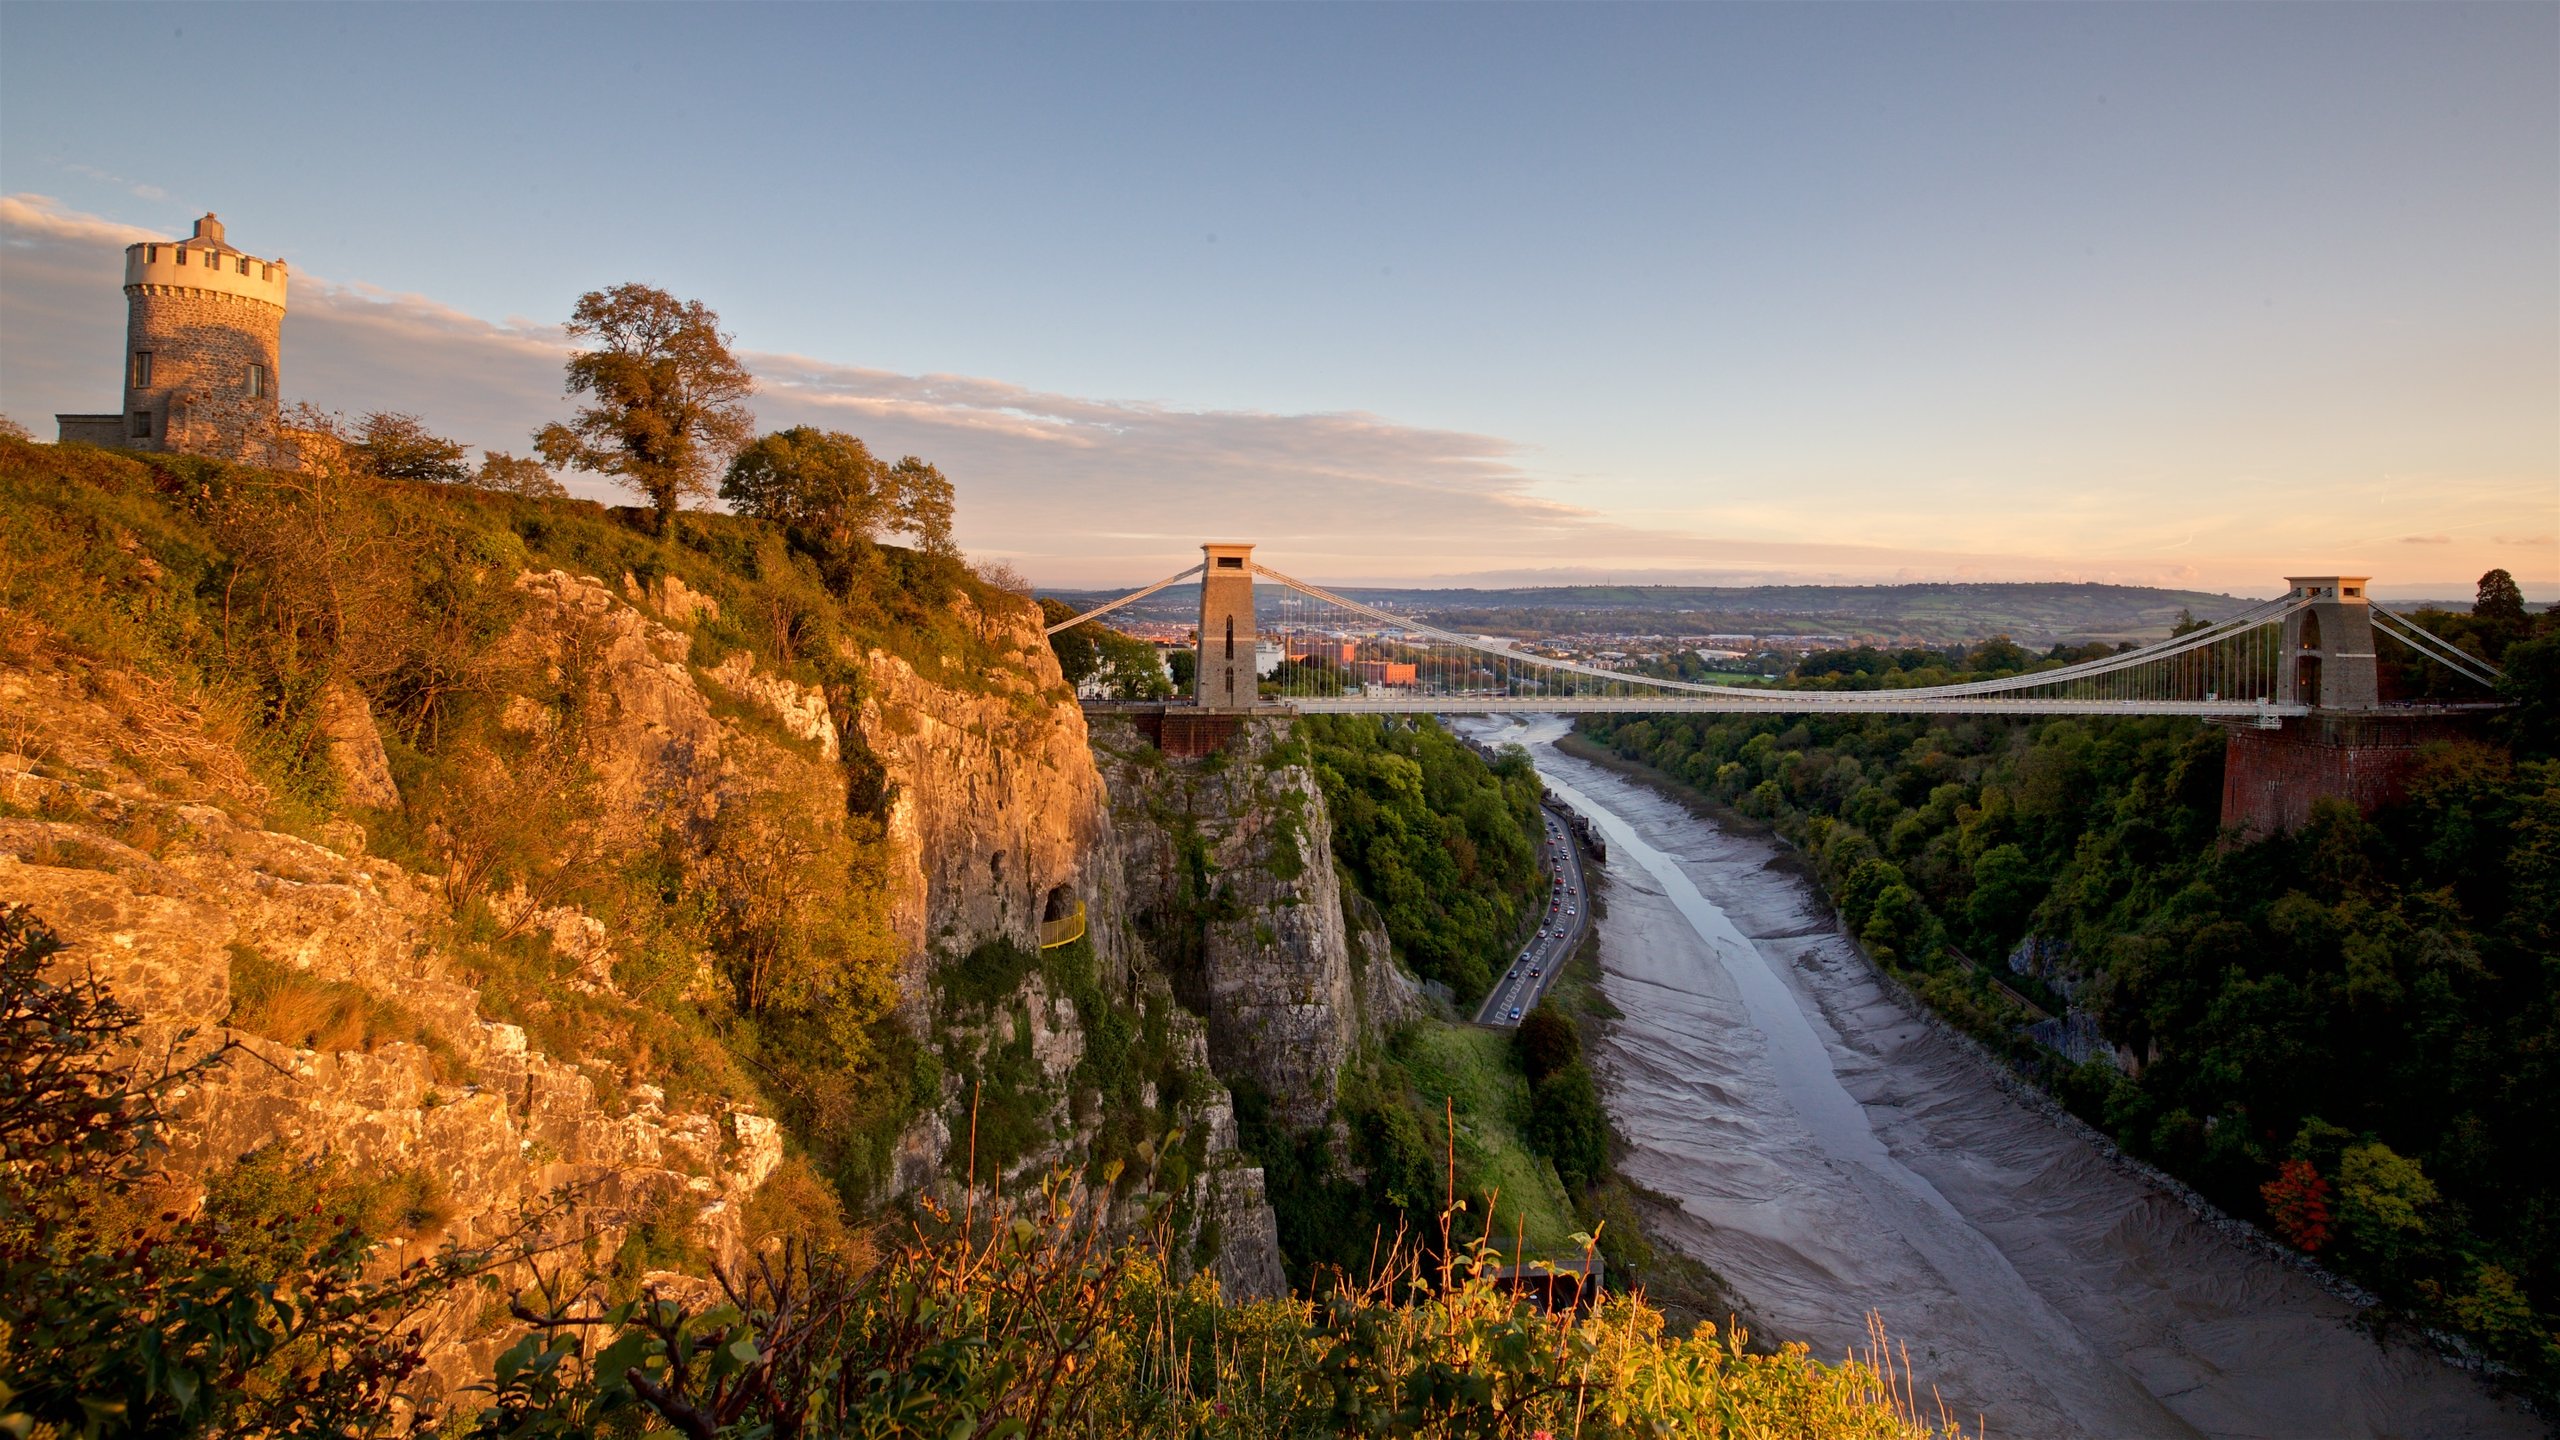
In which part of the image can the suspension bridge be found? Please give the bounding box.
[1047,543,2503,726]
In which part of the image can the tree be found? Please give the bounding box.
[2477,569,2528,627]
[535,284,755,533]
[353,411,471,484]
[1036,599,1169,699]
[722,428,958,557]
[1515,1005,1580,1083]
[886,455,956,555]
[2260,1159,2334,1252]
[974,557,1036,597]
[1526,1064,1610,1189]
[470,450,568,499]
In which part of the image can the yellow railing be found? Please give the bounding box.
[1037,899,1087,950]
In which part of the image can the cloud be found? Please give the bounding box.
[7,193,2548,593]
[0,193,158,246]
[2400,534,2453,545]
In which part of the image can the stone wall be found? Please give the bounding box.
[123,286,284,461]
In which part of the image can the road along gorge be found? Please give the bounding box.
[1457,716,2536,1440]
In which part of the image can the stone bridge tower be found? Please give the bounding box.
[55,214,289,461]
[2223,574,2472,835]
[1197,543,1259,710]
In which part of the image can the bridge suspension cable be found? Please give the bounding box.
[1252,563,2324,715]
[1047,550,2504,720]
[2369,605,2503,689]
[1043,563,1204,636]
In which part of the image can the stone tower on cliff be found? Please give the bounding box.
[55,214,290,461]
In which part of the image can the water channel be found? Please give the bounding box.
[1461,716,2537,1439]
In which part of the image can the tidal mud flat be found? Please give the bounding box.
[1463,717,2536,1440]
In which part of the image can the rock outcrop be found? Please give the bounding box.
[3,552,1298,1361]
[0,645,780,1399]
[1088,715,1416,1134]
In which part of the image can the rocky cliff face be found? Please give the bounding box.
[1087,715,1417,1135]
[0,637,782,1399]
[847,597,1287,1299]
[3,560,1295,1336]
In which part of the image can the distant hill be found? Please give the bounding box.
[1040,580,2258,647]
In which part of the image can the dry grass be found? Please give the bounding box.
[224,943,469,1082]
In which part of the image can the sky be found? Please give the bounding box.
[1,3,2552,597]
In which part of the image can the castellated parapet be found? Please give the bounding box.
[56,214,290,462]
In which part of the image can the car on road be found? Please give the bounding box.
[1566,907,1577,916]
[1508,1006,1521,1021]
[1530,966,1542,978]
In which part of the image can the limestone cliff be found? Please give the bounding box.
[1087,715,1419,1135]
[2,546,1290,1379]
[0,640,782,1399]
[847,596,1286,1298]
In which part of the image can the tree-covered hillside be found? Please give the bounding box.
[1577,591,2560,1394]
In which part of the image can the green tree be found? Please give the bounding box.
[1037,600,1169,700]
[2499,636,2560,761]
[2477,568,2528,627]
[2337,1140,2437,1262]
[722,427,955,557]
[1526,1063,1610,1189]
[535,284,755,534]
[1515,1004,1580,1083]
[353,410,469,484]
[1963,842,2043,948]
[1168,647,1197,693]
[723,426,888,546]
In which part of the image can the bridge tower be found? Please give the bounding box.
[2223,574,2469,836]
[2277,576,2379,709]
[1197,543,1258,711]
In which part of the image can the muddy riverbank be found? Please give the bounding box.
[1462,716,2538,1440]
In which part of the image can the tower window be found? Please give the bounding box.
[237,255,251,275]
[1225,616,1234,659]
[131,351,152,387]
[246,364,267,398]
[130,411,152,440]
[146,245,160,263]
[1216,555,1243,569]
[175,248,187,266]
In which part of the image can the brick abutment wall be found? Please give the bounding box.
[2220,711,2483,837]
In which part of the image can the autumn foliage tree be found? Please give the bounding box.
[2260,1159,2334,1252]
[536,284,755,533]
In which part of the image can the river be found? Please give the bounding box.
[1460,716,2537,1439]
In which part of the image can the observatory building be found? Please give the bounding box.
[56,213,290,462]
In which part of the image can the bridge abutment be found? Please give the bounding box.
[2219,710,2477,837]
[2221,575,2485,836]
